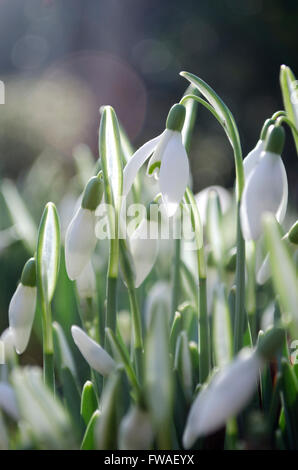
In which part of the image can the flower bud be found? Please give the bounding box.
[65,207,97,280]
[71,326,115,377]
[166,104,186,132]
[81,175,104,211]
[8,258,37,354]
[183,348,262,447]
[265,125,285,155]
[119,406,153,450]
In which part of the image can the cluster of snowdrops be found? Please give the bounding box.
[0,66,298,450]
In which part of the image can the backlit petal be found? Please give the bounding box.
[65,207,97,280]
[123,134,161,197]
[8,284,37,354]
[159,132,189,217]
[71,325,115,377]
[183,349,262,447]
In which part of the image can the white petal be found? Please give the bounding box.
[144,281,172,328]
[257,254,271,285]
[71,326,115,376]
[159,132,189,217]
[146,130,171,177]
[8,284,37,354]
[119,406,153,450]
[195,186,231,225]
[129,218,158,288]
[65,207,97,280]
[183,349,262,447]
[123,134,161,197]
[76,261,96,299]
[243,140,264,181]
[0,328,16,362]
[0,383,19,421]
[276,157,288,223]
[240,152,288,240]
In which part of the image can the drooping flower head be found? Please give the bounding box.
[183,328,284,447]
[9,257,37,354]
[242,118,275,182]
[65,174,103,280]
[240,125,288,241]
[123,104,189,217]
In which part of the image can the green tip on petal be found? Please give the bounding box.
[264,125,285,154]
[288,220,298,245]
[260,118,275,141]
[81,175,104,211]
[257,327,285,360]
[166,104,186,132]
[21,257,37,287]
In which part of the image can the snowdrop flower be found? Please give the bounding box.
[8,258,37,354]
[240,125,288,241]
[71,326,115,377]
[195,186,231,225]
[144,281,172,327]
[0,328,16,363]
[119,406,153,450]
[65,175,103,280]
[257,220,298,285]
[183,328,284,447]
[123,104,189,217]
[0,382,19,421]
[242,118,274,182]
[76,261,97,299]
[128,214,159,288]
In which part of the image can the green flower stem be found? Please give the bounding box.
[234,205,246,353]
[181,89,246,355]
[99,107,123,343]
[171,237,181,316]
[271,110,286,120]
[119,239,143,380]
[276,116,298,138]
[245,241,257,342]
[106,276,118,334]
[171,90,199,315]
[41,301,54,390]
[185,187,210,383]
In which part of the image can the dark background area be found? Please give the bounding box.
[0,0,297,334]
[0,0,297,193]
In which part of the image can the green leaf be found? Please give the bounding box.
[212,284,233,368]
[280,359,298,449]
[206,190,224,266]
[280,65,298,153]
[263,214,298,337]
[145,308,173,429]
[60,367,82,435]
[1,179,37,252]
[184,187,203,251]
[53,321,77,379]
[81,381,98,426]
[81,410,100,450]
[11,367,75,450]
[105,327,140,396]
[96,368,122,449]
[174,331,193,402]
[36,202,61,303]
[170,311,182,355]
[99,105,123,211]
[98,106,123,278]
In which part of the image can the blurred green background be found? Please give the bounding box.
[0,0,297,339]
